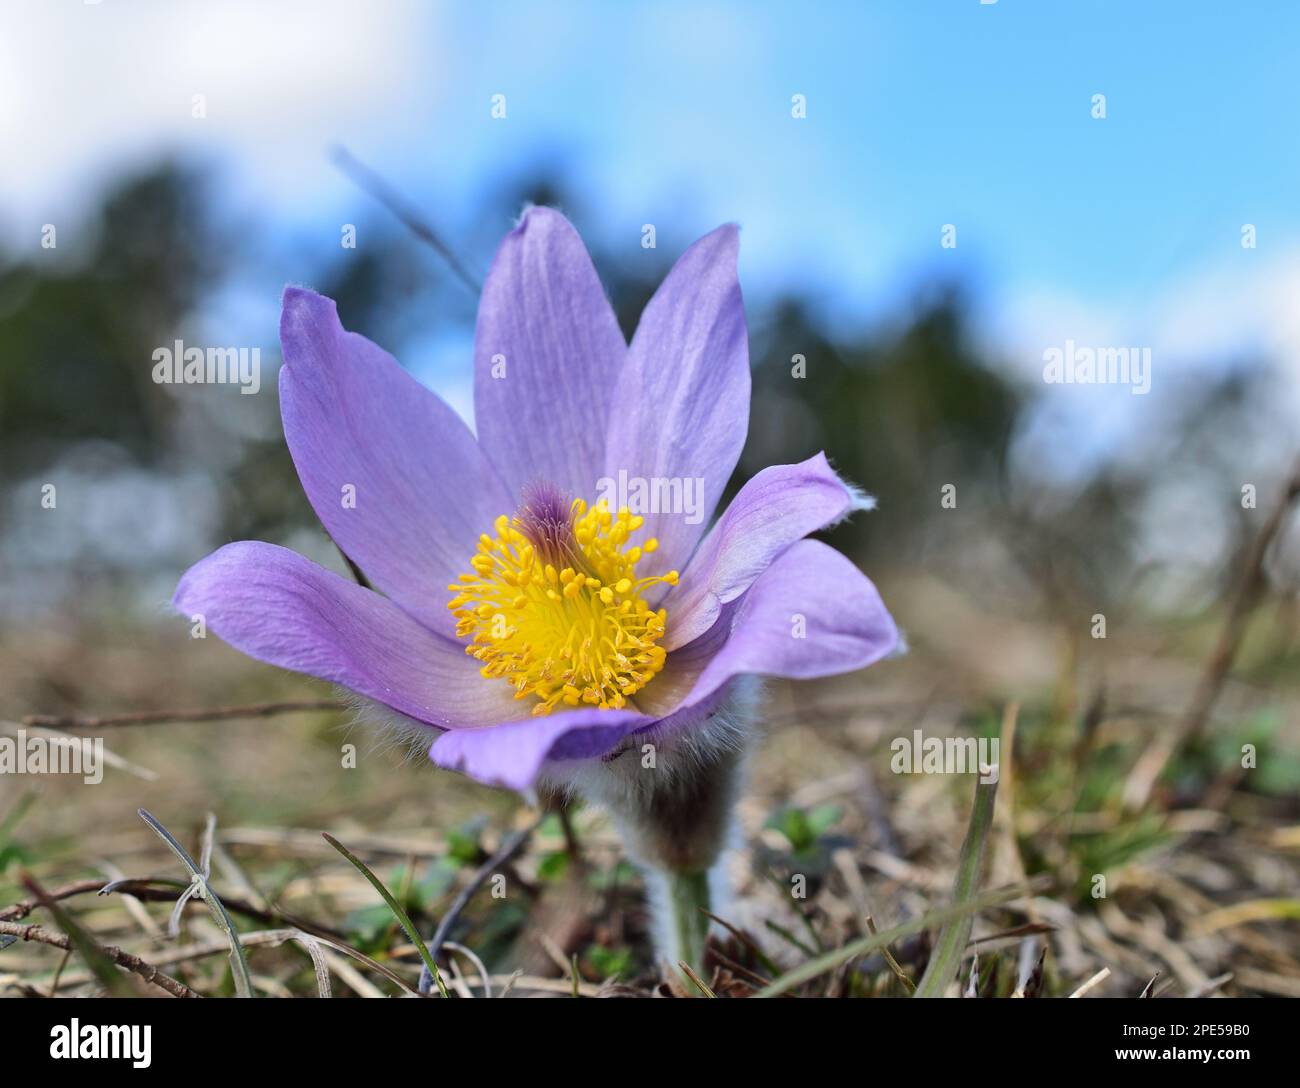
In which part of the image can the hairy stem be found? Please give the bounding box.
[666,869,712,980]
[542,680,759,983]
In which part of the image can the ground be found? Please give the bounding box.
[2,572,1298,998]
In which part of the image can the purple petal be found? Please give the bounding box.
[280,286,512,639]
[429,707,648,791]
[662,453,864,650]
[173,541,523,728]
[603,224,749,575]
[664,540,898,713]
[473,207,628,504]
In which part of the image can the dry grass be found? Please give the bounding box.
[2,572,1298,998]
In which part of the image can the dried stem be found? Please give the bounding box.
[22,700,343,731]
[1,875,344,943]
[0,919,200,998]
[418,814,542,995]
[1124,457,1300,810]
[329,145,482,295]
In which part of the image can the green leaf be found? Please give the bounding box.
[805,804,843,838]
[344,903,401,943]
[766,805,843,857]
[536,851,570,882]
[445,819,486,866]
[914,774,999,997]
[586,944,633,980]
[138,809,254,998]
[323,832,448,997]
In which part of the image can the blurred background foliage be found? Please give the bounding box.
[3,161,1291,638]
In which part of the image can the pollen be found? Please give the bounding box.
[447,491,678,717]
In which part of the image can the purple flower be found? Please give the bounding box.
[174,209,898,792]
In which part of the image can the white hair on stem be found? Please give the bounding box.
[348,678,764,976]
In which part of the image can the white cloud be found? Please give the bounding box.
[1149,251,1300,378]
[990,247,1300,386]
[984,248,1300,490]
[0,0,434,233]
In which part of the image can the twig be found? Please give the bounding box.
[700,908,781,977]
[678,961,717,997]
[0,920,199,998]
[20,874,134,996]
[0,720,158,780]
[49,928,419,997]
[2,878,106,922]
[967,922,1055,947]
[866,915,915,993]
[1068,965,1111,998]
[1125,457,1300,811]
[22,700,343,731]
[418,813,543,995]
[330,145,482,296]
[708,947,770,988]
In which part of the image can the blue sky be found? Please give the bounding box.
[4,0,1299,410]
[420,0,1300,317]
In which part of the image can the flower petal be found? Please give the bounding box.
[173,541,522,728]
[279,286,512,639]
[603,224,749,574]
[473,207,628,504]
[648,540,897,717]
[662,452,865,650]
[426,540,896,790]
[429,707,648,791]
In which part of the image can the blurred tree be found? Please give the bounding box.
[2,158,1272,627]
[743,287,1021,561]
[0,163,225,473]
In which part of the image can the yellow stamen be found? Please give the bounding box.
[447,497,677,716]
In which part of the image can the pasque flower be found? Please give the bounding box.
[175,208,898,973]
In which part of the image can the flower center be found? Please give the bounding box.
[448,483,678,716]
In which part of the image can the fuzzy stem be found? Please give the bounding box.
[542,680,759,983]
[666,869,712,979]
